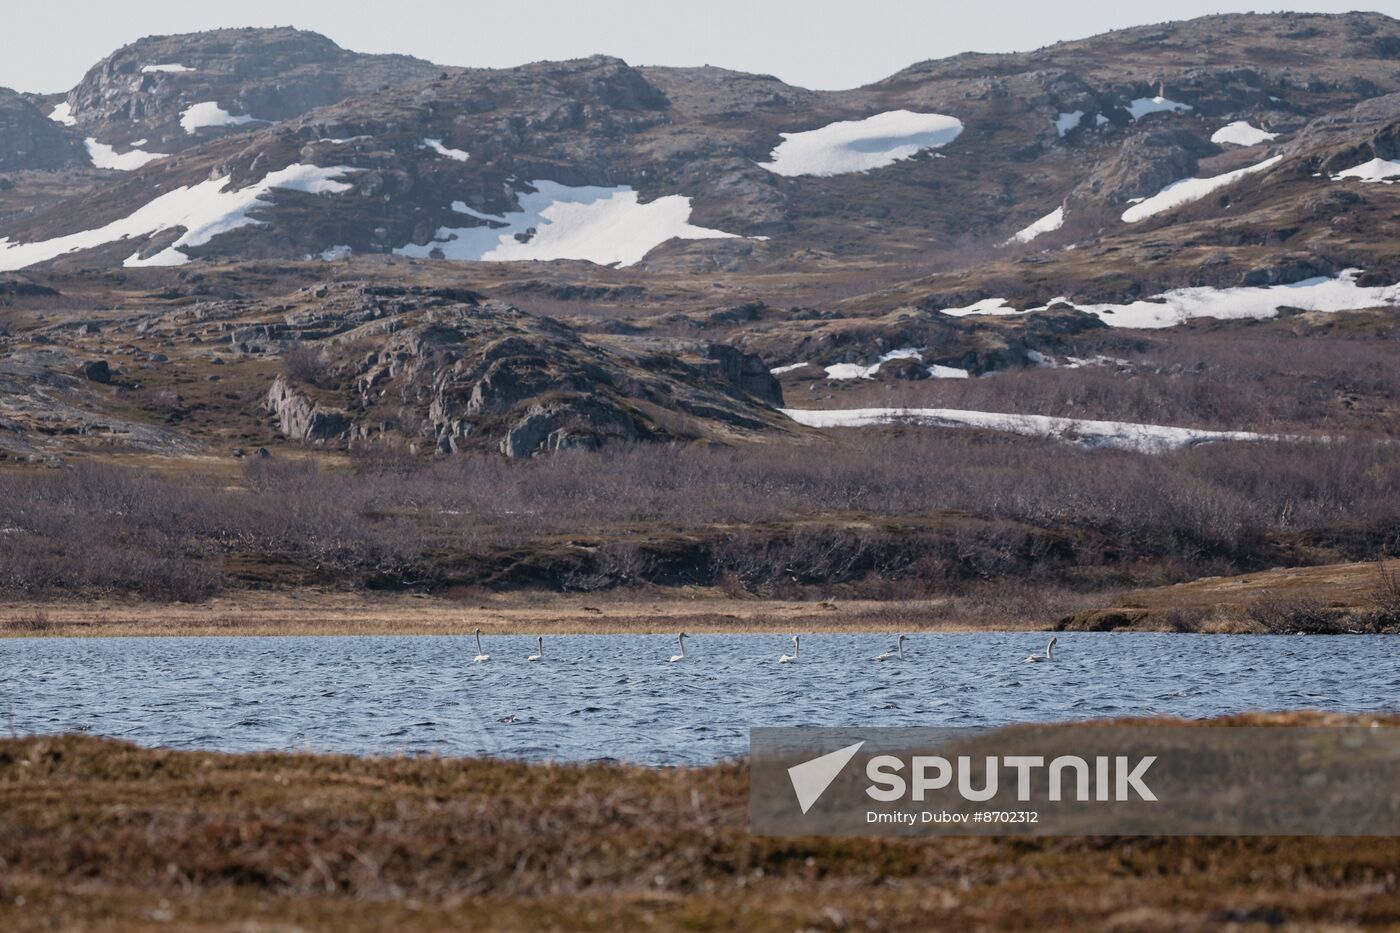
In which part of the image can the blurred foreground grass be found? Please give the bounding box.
[2,713,1398,931]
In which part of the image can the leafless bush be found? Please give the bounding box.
[857,327,1400,437]
[7,610,53,633]
[1246,595,1345,635]
[1370,561,1400,623]
[280,344,332,388]
[1,430,1397,601]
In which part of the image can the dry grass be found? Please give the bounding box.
[2,714,1399,931]
[0,590,1055,638]
[1059,560,1400,633]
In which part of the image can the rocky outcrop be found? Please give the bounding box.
[499,398,641,458]
[0,89,86,172]
[701,344,782,406]
[265,375,351,444]
[1071,129,1220,208]
[253,286,788,457]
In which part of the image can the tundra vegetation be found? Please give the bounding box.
[1,714,1398,931]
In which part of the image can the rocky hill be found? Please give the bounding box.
[0,89,86,172]
[22,28,439,174]
[2,12,1400,462]
[0,276,786,463]
[6,13,1400,278]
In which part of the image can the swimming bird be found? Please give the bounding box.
[874,634,907,661]
[473,628,490,663]
[780,635,800,663]
[527,636,544,662]
[669,632,688,663]
[1025,636,1057,663]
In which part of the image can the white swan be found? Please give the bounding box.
[527,636,544,662]
[779,635,800,664]
[472,628,490,663]
[874,634,907,662]
[1025,636,1057,663]
[669,632,688,663]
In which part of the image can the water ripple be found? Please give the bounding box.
[1,633,1397,765]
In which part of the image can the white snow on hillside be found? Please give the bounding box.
[1004,206,1065,245]
[1121,155,1281,223]
[940,297,1022,317]
[928,364,970,379]
[1055,111,1084,136]
[141,63,194,73]
[84,138,168,171]
[396,181,741,267]
[1125,96,1193,120]
[757,110,963,177]
[48,102,76,126]
[824,348,923,380]
[0,164,358,271]
[1211,121,1277,147]
[932,270,1400,329]
[782,407,1272,453]
[180,102,261,134]
[770,362,811,375]
[422,138,469,162]
[1332,157,1400,183]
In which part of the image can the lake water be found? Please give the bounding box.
[3,633,1396,765]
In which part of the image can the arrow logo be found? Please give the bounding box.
[787,741,865,814]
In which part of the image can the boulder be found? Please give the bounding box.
[265,375,351,443]
[80,359,111,383]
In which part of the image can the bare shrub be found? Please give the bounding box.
[7,610,53,633]
[1,430,1397,601]
[280,344,332,388]
[1372,561,1400,614]
[1246,595,1345,635]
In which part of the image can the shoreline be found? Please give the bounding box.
[3,561,1391,637]
[0,591,1047,638]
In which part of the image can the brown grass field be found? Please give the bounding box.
[0,590,1048,638]
[1,713,1398,931]
[4,559,1397,638]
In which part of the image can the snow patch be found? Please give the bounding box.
[180,102,261,134]
[48,102,76,126]
[1125,96,1192,120]
[928,364,970,379]
[1332,157,1400,183]
[318,245,353,260]
[757,110,963,177]
[940,297,1023,317]
[396,181,741,267]
[0,164,358,271]
[1055,111,1084,136]
[422,138,469,162]
[1004,206,1065,245]
[824,347,923,380]
[84,138,168,171]
[1211,121,1277,147]
[782,407,1271,454]
[770,362,810,375]
[932,270,1400,330]
[1121,155,1281,223]
[141,63,193,73]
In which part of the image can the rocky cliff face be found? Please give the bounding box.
[255,285,786,457]
[0,89,86,172]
